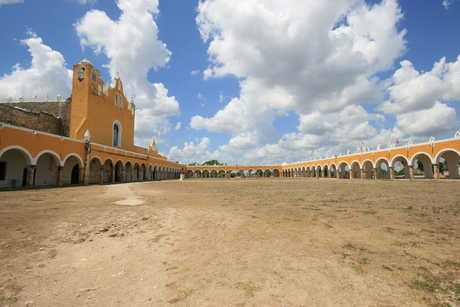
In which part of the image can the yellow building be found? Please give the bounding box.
[1,59,459,189]
[0,59,184,188]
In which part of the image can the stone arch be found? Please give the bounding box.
[434,149,460,179]
[306,165,311,177]
[350,160,361,179]
[390,155,410,179]
[34,149,61,167]
[0,146,33,188]
[63,153,84,168]
[337,161,349,179]
[362,159,374,179]
[62,155,82,185]
[410,152,434,179]
[125,161,133,182]
[272,168,280,177]
[316,164,322,178]
[0,145,33,166]
[114,159,124,182]
[330,163,337,178]
[133,163,140,181]
[35,150,60,186]
[322,163,329,178]
[375,157,390,179]
[88,157,103,184]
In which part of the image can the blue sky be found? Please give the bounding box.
[0,0,459,165]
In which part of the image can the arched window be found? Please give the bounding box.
[77,67,86,79]
[98,84,102,96]
[115,93,118,106]
[113,124,119,147]
[119,96,123,108]
[91,69,97,82]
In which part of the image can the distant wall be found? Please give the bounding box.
[0,99,71,136]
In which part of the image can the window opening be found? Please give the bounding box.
[120,96,123,108]
[91,69,97,82]
[115,93,118,106]
[0,161,6,180]
[77,67,86,79]
[113,124,119,147]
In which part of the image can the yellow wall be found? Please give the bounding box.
[70,61,136,152]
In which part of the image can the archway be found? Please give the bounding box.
[350,161,361,179]
[63,155,82,185]
[376,158,389,179]
[0,147,31,188]
[435,149,460,179]
[362,160,374,179]
[411,153,433,179]
[125,162,133,182]
[35,152,60,186]
[391,156,410,179]
[337,162,349,179]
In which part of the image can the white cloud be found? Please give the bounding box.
[394,101,458,137]
[74,0,96,4]
[0,32,72,101]
[378,57,460,114]
[75,0,179,147]
[442,0,459,9]
[168,137,228,164]
[0,0,23,7]
[192,0,408,162]
[191,70,200,75]
[175,122,181,131]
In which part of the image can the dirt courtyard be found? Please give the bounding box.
[0,178,459,306]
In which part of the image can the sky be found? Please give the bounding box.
[0,0,459,165]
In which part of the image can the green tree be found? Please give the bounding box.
[202,160,222,166]
[415,160,424,171]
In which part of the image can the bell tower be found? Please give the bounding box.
[69,58,136,151]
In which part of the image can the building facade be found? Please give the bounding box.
[0,59,184,188]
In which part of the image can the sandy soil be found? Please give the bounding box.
[0,178,459,306]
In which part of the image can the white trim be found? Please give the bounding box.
[390,155,410,167]
[63,153,84,168]
[0,123,86,143]
[0,145,33,165]
[410,151,435,165]
[434,148,460,164]
[112,120,122,148]
[34,149,61,166]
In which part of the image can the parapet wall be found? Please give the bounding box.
[0,99,71,136]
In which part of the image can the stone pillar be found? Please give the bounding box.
[350,170,354,179]
[122,166,126,183]
[409,165,415,180]
[79,167,84,184]
[57,166,64,186]
[131,169,134,182]
[360,169,364,179]
[84,143,91,185]
[112,166,116,183]
[433,164,440,179]
[99,167,104,184]
[27,165,36,187]
[373,168,378,180]
[328,170,331,178]
[389,167,395,180]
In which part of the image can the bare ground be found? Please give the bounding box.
[0,178,459,307]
